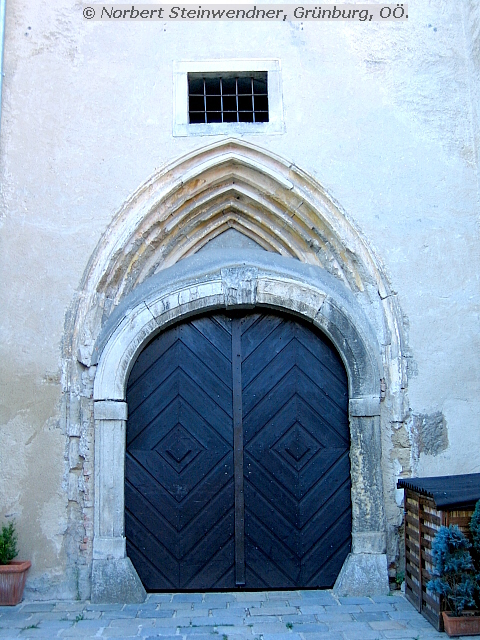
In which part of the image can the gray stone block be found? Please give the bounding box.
[175,608,207,618]
[250,607,298,616]
[91,558,146,604]
[359,603,395,612]
[297,592,336,603]
[266,592,299,600]
[293,635,345,640]
[109,617,155,628]
[260,633,303,640]
[338,597,372,605]
[138,625,177,635]
[315,612,353,622]
[19,604,55,613]
[285,623,329,633]
[0,630,21,639]
[172,594,203,603]
[296,606,330,615]
[243,615,281,623]
[203,594,235,605]
[187,617,219,626]
[281,615,317,624]
[251,623,289,633]
[177,627,217,635]
[205,614,246,625]
[146,594,174,603]
[136,609,173,619]
[101,630,145,639]
[352,612,389,622]
[333,553,389,597]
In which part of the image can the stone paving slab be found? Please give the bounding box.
[0,591,458,640]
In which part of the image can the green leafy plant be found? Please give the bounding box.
[427,525,476,616]
[0,521,18,565]
[470,498,480,607]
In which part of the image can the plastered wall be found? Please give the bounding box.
[0,0,479,597]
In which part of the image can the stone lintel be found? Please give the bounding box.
[94,400,128,421]
[333,552,389,597]
[349,396,381,417]
[91,558,146,604]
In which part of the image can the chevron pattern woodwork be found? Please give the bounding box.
[125,312,351,590]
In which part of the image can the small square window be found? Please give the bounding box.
[174,60,284,137]
[188,72,269,125]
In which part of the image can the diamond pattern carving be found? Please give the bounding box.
[155,423,204,473]
[273,422,323,471]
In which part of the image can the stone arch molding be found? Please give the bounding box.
[65,139,408,602]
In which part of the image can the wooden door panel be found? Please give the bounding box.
[242,342,297,416]
[240,313,283,359]
[179,508,235,586]
[294,323,348,384]
[127,328,178,390]
[177,323,233,386]
[241,321,296,386]
[242,316,350,588]
[125,311,351,590]
[125,316,235,590]
[244,454,299,523]
[127,354,185,438]
[246,540,297,587]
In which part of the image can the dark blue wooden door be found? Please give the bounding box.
[125,312,351,590]
[241,314,351,587]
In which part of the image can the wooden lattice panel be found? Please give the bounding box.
[403,489,476,632]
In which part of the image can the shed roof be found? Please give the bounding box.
[397,473,480,509]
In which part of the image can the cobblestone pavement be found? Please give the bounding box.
[0,591,457,640]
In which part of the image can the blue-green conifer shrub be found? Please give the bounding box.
[470,499,480,608]
[427,525,476,616]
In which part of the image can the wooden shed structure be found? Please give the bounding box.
[397,473,480,631]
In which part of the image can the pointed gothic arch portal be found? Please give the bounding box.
[84,139,405,602]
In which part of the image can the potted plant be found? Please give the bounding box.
[0,520,31,605]
[427,512,480,637]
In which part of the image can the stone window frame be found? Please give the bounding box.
[173,59,284,136]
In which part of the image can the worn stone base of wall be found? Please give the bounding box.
[333,553,390,597]
[91,558,146,604]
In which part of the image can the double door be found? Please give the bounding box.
[125,311,351,590]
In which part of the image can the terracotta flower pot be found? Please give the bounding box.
[442,611,480,637]
[0,561,31,606]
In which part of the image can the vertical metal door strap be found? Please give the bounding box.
[232,318,246,585]
[251,77,256,123]
[203,78,207,124]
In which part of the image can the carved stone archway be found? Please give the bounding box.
[64,139,408,602]
[91,252,387,602]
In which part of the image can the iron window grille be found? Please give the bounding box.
[188,72,269,124]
